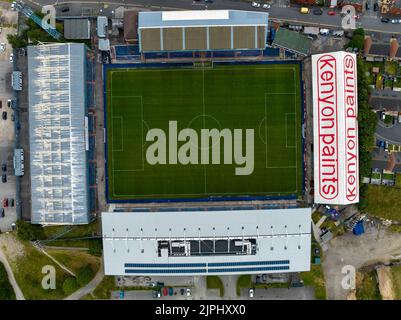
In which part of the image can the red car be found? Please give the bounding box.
[162,287,168,296]
[328,10,336,15]
[3,198,8,207]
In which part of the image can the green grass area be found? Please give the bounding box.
[8,241,71,299]
[382,173,394,181]
[92,276,116,299]
[0,262,16,300]
[390,265,401,299]
[106,64,302,200]
[46,249,100,278]
[366,185,401,222]
[300,265,326,300]
[384,115,393,124]
[206,276,225,297]
[43,219,100,240]
[356,270,381,300]
[385,61,399,76]
[396,174,401,187]
[236,274,252,296]
[371,172,381,180]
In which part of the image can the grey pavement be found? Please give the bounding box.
[0,13,18,232]
[376,118,401,146]
[322,222,401,300]
[29,0,401,35]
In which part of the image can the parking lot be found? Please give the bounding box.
[0,6,18,232]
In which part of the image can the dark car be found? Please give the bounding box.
[381,17,390,23]
[60,7,70,13]
[365,2,370,10]
[0,208,4,218]
[313,8,323,15]
[374,3,379,11]
[2,111,6,120]
[168,287,174,296]
[2,174,6,183]
[1,164,6,172]
[180,288,185,295]
[3,198,8,207]
[9,198,14,207]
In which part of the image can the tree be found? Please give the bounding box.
[7,34,27,49]
[346,28,365,51]
[16,220,45,241]
[76,265,94,286]
[88,239,102,257]
[62,277,79,294]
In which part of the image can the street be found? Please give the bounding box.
[29,0,401,35]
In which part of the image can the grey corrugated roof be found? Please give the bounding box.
[368,43,390,57]
[102,209,311,275]
[138,10,268,28]
[370,89,401,111]
[64,19,90,39]
[28,43,90,225]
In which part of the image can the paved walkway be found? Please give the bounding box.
[64,259,104,300]
[0,247,25,300]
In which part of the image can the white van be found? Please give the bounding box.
[319,28,330,36]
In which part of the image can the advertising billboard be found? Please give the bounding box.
[312,51,358,205]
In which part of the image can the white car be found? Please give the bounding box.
[11,1,16,10]
[391,19,400,24]
[249,288,254,298]
[0,43,5,52]
[9,53,14,62]
[186,288,191,296]
[252,2,261,7]
[262,4,271,9]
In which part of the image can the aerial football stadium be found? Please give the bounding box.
[104,10,304,203]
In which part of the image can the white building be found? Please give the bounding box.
[102,208,311,276]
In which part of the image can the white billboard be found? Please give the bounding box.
[312,51,359,205]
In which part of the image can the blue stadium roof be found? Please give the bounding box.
[138,10,269,29]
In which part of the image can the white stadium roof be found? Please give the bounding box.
[102,209,311,276]
[28,43,90,225]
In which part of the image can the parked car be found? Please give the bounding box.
[391,19,401,24]
[374,3,379,11]
[2,112,7,120]
[180,288,185,295]
[9,198,14,207]
[1,174,6,183]
[251,2,261,7]
[0,208,4,218]
[168,287,174,296]
[381,17,390,23]
[11,1,16,10]
[328,10,336,15]
[162,287,168,296]
[7,99,12,108]
[2,164,6,172]
[3,198,8,207]
[365,2,370,10]
[299,7,310,14]
[9,53,13,62]
[186,288,191,296]
[60,7,70,12]
[249,288,254,298]
[119,291,124,299]
[262,3,271,9]
[0,43,5,52]
[313,8,323,15]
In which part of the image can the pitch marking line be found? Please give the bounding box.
[112,116,124,152]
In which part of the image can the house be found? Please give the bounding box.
[381,0,401,15]
[363,36,399,61]
[339,0,366,12]
[370,89,401,114]
[123,10,138,43]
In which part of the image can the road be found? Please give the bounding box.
[64,259,104,300]
[0,246,25,300]
[29,0,401,35]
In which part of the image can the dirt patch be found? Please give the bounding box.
[376,266,395,300]
[0,233,24,263]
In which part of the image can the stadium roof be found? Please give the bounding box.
[138,10,268,28]
[102,208,311,275]
[28,43,90,225]
[272,27,312,56]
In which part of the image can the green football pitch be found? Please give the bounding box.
[105,63,303,201]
